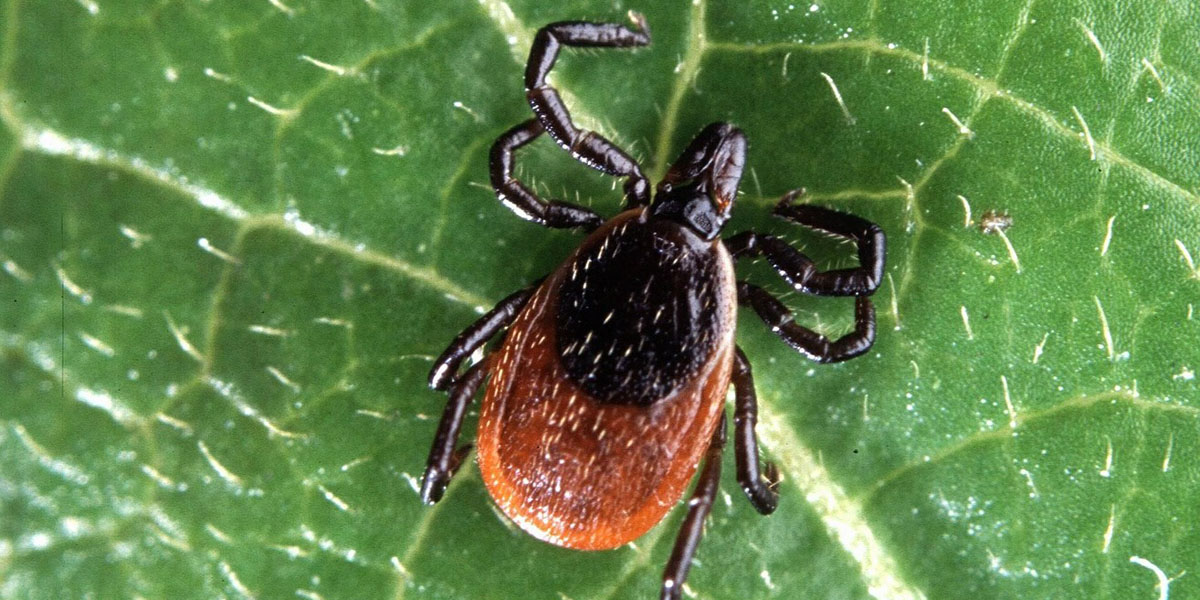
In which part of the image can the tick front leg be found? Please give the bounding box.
[420,360,489,505]
[525,15,651,207]
[737,281,876,363]
[490,120,605,230]
[732,347,780,514]
[725,190,885,296]
[661,413,726,600]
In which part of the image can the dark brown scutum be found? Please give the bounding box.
[555,217,722,405]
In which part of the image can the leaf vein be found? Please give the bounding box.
[861,390,1198,504]
[649,0,708,180]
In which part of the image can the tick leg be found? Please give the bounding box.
[733,347,780,514]
[725,190,885,296]
[737,281,876,363]
[420,360,489,505]
[525,15,651,208]
[661,413,726,600]
[491,120,605,230]
[428,280,540,391]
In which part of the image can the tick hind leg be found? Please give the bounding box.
[420,360,489,504]
[422,281,541,503]
[661,413,726,600]
[525,14,651,207]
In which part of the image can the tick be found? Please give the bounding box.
[420,13,884,599]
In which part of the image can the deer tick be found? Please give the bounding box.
[420,13,884,599]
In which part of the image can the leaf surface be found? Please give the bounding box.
[2,1,1198,599]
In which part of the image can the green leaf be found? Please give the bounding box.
[3,0,1198,598]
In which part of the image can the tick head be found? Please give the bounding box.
[652,124,747,240]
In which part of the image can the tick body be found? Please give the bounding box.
[421,12,885,599]
[481,208,737,549]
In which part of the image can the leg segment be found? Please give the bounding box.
[724,190,885,296]
[732,347,780,514]
[428,280,539,391]
[420,360,489,505]
[737,281,876,363]
[490,120,605,230]
[660,413,726,600]
[524,15,651,207]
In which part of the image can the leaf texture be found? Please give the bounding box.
[2,1,1198,599]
